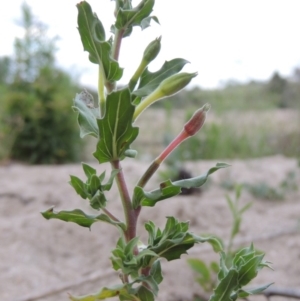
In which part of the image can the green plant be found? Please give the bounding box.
[187,185,271,300]
[41,1,271,300]
[0,3,81,163]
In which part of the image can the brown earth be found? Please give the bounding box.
[0,155,299,301]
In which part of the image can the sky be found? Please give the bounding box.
[1,0,300,89]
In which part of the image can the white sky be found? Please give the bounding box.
[1,0,300,89]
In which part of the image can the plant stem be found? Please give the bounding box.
[133,89,164,120]
[112,28,125,62]
[98,64,106,117]
[102,208,121,223]
[137,130,189,188]
[111,160,136,242]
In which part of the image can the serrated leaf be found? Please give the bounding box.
[140,16,159,30]
[133,163,229,208]
[133,58,189,97]
[82,163,96,179]
[93,88,139,163]
[41,207,125,230]
[115,0,155,35]
[69,175,88,199]
[209,269,239,301]
[145,218,222,261]
[69,284,125,301]
[77,1,123,81]
[73,92,100,138]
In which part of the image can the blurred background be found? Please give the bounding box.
[0,0,299,164]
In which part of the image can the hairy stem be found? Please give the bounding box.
[111,160,136,242]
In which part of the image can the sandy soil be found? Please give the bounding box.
[0,155,299,301]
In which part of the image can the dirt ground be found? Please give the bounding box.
[0,155,299,301]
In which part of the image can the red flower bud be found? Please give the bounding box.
[184,104,210,136]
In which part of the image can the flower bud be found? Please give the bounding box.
[143,36,161,63]
[184,104,210,136]
[159,72,197,97]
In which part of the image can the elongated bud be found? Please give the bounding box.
[184,104,210,136]
[159,72,198,97]
[143,36,161,63]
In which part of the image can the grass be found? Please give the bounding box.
[132,108,300,161]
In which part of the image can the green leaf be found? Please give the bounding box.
[145,217,222,262]
[135,285,154,301]
[133,58,189,97]
[238,254,265,286]
[90,174,101,195]
[187,259,211,281]
[125,237,140,257]
[82,163,96,179]
[140,16,159,30]
[69,175,88,199]
[41,207,125,230]
[90,190,107,210]
[69,284,125,301]
[133,163,229,208]
[150,260,163,285]
[77,1,123,81]
[114,0,156,36]
[93,88,139,163]
[209,269,239,301]
[72,91,100,138]
[102,169,120,191]
[238,283,273,298]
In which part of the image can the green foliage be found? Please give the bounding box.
[209,245,272,301]
[39,1,271,300]
[0,3,81,163]
[187,186,270,299]
[221,171,298,201]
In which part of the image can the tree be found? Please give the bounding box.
[0,3,81,164]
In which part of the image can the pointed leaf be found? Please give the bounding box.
[41,207,125,230]
[93,88,139,163]
[133,58,189,97]
[238,254,265,286]
[102,169,120,191]
[73,91,100,138]
[82,163,96,179]
[136,286,154,301]
[115,0,155,33]
[209,269,239,301]
[77,1,123,81]
[133,163,229,207]
[238,283,273,298]
[90,174,101,195]
[140,15,159,30]
[69,284,125,301]
[69,175,88,199]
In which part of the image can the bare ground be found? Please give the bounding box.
[0,155,299,301]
